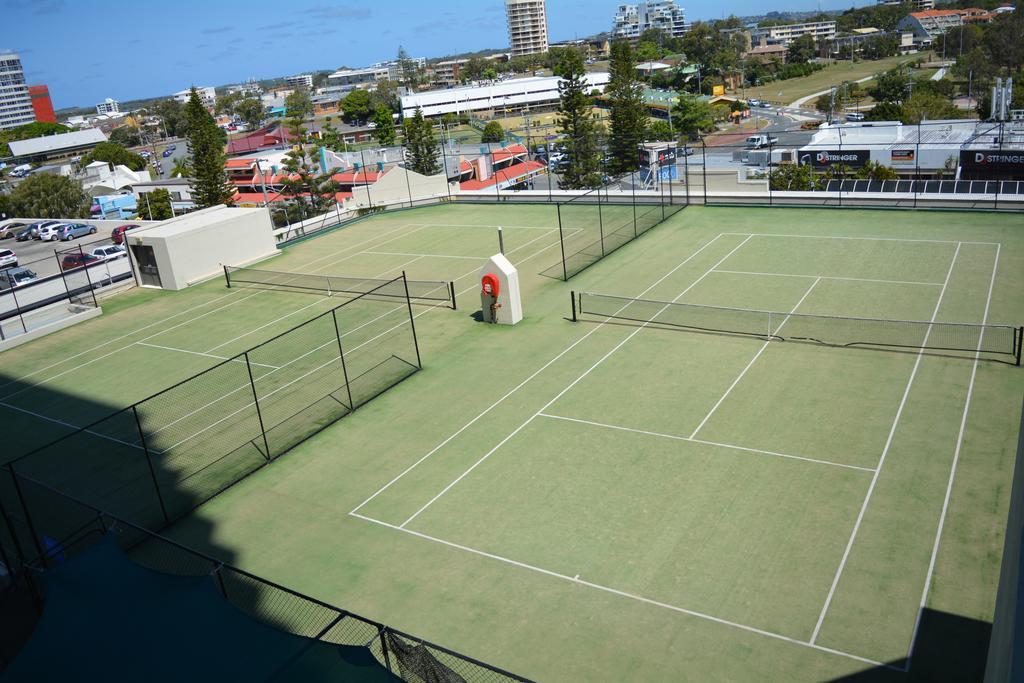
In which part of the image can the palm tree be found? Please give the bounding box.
[170,157,192,178]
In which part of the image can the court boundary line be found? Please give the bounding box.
[137,342,281,370]
[809,241,963,645]
[349,512,899,672]
[348,232,734,517]
[689,277,821,440]
[537,412,875,473]
[363,251,490,260]
[722,232,997,247]
[905,242,1001,672]
[713,269,944,287]
[397,235,755,529]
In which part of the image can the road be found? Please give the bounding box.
[132,137,189,180]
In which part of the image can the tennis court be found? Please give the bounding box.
[3,203,1023,681]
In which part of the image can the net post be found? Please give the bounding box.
[132,405,170,525]
[767,311,773,339]
[244,352,273,462]
[331,308,356,410]
[223,264,231,288]
[378,626,393,673]
[326,275,332,297]
[449,281,457,310]
[1016,326,1022,366]
[556,204,568,281]
[402,272,423,369]
[570,290,577,322]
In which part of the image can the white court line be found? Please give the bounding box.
[406,223,556,230]
[538,412,874,473]
[137,342,281,370]
[721,231,998,247]
[0,399,143,450]
[689,278,821,440]
[363,251,488,260]
[348,233,731,518]
[0,289,240,392]
[809,241,962,645]
[350,512,898,672]
[905,243,1000,672]
[713,269,944,287]
[398,236,754,529]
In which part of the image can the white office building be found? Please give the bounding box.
[96,98,120,115]
[613,1,688,40]
[505,0,550,57]
[286,74,314,90]
[326,67,390,92]
[172,86,217,106]
[749,20,837,47]
[372,57,427,82]
[0,52,34,131]
[401,73,609,119]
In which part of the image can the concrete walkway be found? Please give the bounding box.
[790,75,876,108]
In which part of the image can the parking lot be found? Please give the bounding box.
[1,221,131,280]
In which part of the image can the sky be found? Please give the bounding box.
[2,0,870,110]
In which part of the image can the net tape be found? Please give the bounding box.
[578,291,1020,358]
[226,265,452,304]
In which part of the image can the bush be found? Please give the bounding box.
[481,121,505,143]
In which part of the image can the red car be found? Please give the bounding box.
[61,252,102,271]
[111,224,140,245]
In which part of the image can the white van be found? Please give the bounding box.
[846,112,865,122]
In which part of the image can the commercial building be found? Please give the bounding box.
[96,98,120,115]
[612,1,688,40]
[7,128,108,163]
[879,0,934,10]
[400,73,610,118]
[897,10,963,42]
[326,67,390,91]
[431,59,469,87]
[172,86,216,107]
[28,85,55,123]
[372,57,427,81]
[749,20,837,47]
[0,52,34,131]
[505,0,549,57]
[286,74,314,90]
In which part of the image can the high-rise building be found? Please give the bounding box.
[28,84,55,123]
[505,0,549,57]
[96,97,120,115]
[612,1,688,40]
[0,52,34,131]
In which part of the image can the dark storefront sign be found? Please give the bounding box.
[640,146,677,167]
[959,150,1024,180]
[805,149,870,169]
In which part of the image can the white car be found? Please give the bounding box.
[91,245,126,261]
[0,248,17,269]
[36,223,67,241]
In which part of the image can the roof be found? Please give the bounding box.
[136,205,265,239]
[460,160,545,190]
[635,61,672,70]
[745,44,789,54]
[851,27,881,34]
[910,9,962,18]
[331,170,383,184]
[8,128,107,156]
[490,144,528,163]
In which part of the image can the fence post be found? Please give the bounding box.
[631,166,638,238]
[244,352,273,461]
[701,137,708,206]
[597,192,605,256]
[10,286,28,335]
[132,405,170,525]
[556,203,568,281]
[6,464,46,568]
[330,308,357,411]
[449,281,457,310]
[213,564,229,598]
[378,627,393,673]
[401,273,423,369]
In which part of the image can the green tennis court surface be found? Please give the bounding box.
[2,203,1022,681]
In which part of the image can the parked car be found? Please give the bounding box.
[0,248,17,268]
[60,252,102,271]
[24,220,61,241]
[162,149,173,158]
[90,245,126,261]
[0,222,26,239]
[111,224,139,245]
[36,222,67,241]
[0,266,37,289]
[15,227,34,241]
[167,144,176,151]
[58,223,97,241]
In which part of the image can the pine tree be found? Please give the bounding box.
[607,40,648,176]
[184,88,234,208]
[402,108,440,176]
[372,106,397,146]
[555,49,603,190]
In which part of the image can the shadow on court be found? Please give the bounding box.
[829,608,992,682]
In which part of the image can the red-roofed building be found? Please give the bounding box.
[457,144,546,191]
[226,124,296,155]
[899,9,963,41]
[28,85,56,123]
[460,160,547,191]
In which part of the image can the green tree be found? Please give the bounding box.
[481,121,505,143]
[370,80,401,112]
[555,48,603,189]
[402,108,441,176]
[901,90,963,122]
[787,34,817,64]
[341,89,373,123]
[372,106,397,146]
[80,142,147,171]
[153,98,189,138]
[137,188,174,220]
[606,40,648,175]
[870,68,912,103]
[464,56,488,81]
[279,119,339,217]
[109,126,143,148]
[645,120,675,141]
[7,174,90,218]
[856,160,899,180]
[671,93,717,137]
[397,45,421,86]
[635,41,660,62]
[285,90,313,119]
[216,92,242,115]
[184,87,234,207]
[235,98,265,128]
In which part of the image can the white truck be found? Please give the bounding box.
[745,134,779,149]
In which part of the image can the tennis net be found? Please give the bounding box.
[573,291,1023,364]
[224,265,456,308]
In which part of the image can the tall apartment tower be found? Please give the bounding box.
[613,1,688,40]
[0,52,35,131]
[505,0,550,57]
